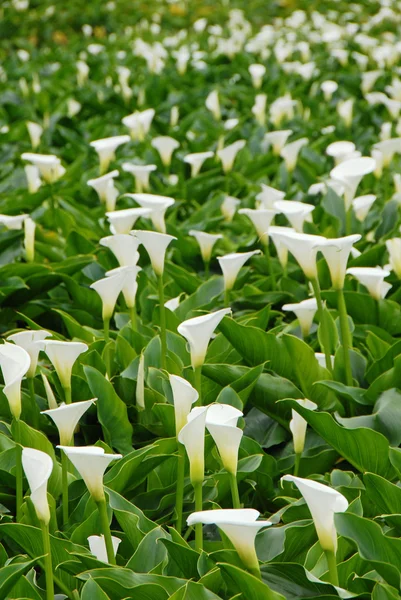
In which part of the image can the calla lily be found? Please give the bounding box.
[90,271,127,321]
[106,207,151,234]
[206,404,243,476]
[178,406,208,485]
[122,163,157,192]
[88,535,121,563]
[25,165,42,193]
[289,399,317,457]
[189,230,223,264]
[125,193,175,233]
[132,230,176,276]
[24,216,36,262]
[282,298,318,338]
[151,136,180,167]
[238,208,276,244]
[205,90,221,120]
[90,135,130,174]
[337,98,353,127]
[252,94,267,126]
[264,130,292,155]
[274,200,314,232]
[187,509,271,575]
[352,194,376,222]
[67,98,81,118]
[372,138,401,167]
[281,475,348,554]
[26,121,43,149]
[330,157,376,209]
[45,341,88,401]
[386,238,401,278]
[0,342,31,419]
[106,265,141,311]
[42,399,96,445]
[372,149,383,179]
[279,231,326,280]
[170,375,198,435]
[315,352,334,369]
[184,151,214,177]
[321,80,338,101]
[41,373,58,409]
[165,295,181,311]
[217,140,246,173]
[270,95,295,126]
[268,226,294,269]
[346,267,392,300]
[177,308,231,370]
[249,63,266,88]
[77,60,89,86]
[87,170,119,203]
[100,234,140,267]
[21,153,65,183]
[326,141,356,164]
[136,353,145,410]
[218,251,261,292]
[280,138,308,172]
[7,330,51,378]
[170,105,179,127]
[57,445,122,501]
[361,70,381,94]
[22,447,52,524]
[122,108,155,140]
[314,235,362,289]
[256,184,285,209]
[221,195,240,222]
[0,214,27,230]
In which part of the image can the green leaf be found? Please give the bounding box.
[81,579,112,600]
[218,562,285,600]
[0,557,38,598]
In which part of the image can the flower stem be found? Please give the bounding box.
[224,288,230,307]
[129,306,137,332]
[49,184,57,229]
[337,288,353,387]
[27,377,38,429]
[204,260,210,279]
[229,472,241,509]
[40,521,55,600]
[310,278,333,374]
[294,452,301,476]
[158,275,167,370]
[103,317,112,378]
[63,386,72,405]
[324,549,339,586]
[194,365,202,405]
[61,451,69,527]
[13,418,23,522]
[345,208,352,236]
[194,482,203,552]
[96,498,116,565]
[264,243,276,289]
[175,442,186,534]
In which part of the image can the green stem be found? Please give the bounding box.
[61,451,69,528]
[345,207,352,236]
[229,472,241,509]
[310,278,333,375]
[49,184,56,229]
[337,288,353,388]
[103,318,112,378]
[204,259,210,279]
[63,386,72,405]
[40,521,55,600]
[224,288,230,307]
[27,377,38,429]
[96,498,116,565]
[129,305,137,332]
[13,418,23,522]
[324,549,339,586]
[264,243,276,289]
[194,482,203,552]
[175,443,186,534]
[194,365,202,405]
[158,275,167,370]
[294,452,301,476]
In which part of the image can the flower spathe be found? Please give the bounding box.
[100,234,140,267]
[177,308,231,369]
[268,226,295,268]
[42,399,96,445]
[314,234,362,289]
[7,329,51,378]
[90,271,127,321]
[256,184,285,209]
[386,238,401,278]
[0,342,31,419]
[169,374,198,436]
[248,63,266,88]
[289,399,317,454]
[330,157,376,209]
[25,165,41,193]
[106,207,151,235]
[279,231,326,280]
[217,140,246,173]
[217,251,261,291]
[106,265,141,309]
[90,135,130,173]
[125,193,175,233]
[24,216,36,262]
[122,163,156,193]
[57,446,122,501]
[151,136,180,167]
[26,121,43,149]
[178,406,208,484]
[189,230,223,263]
[184,151,214,177]
[238,208,277,244]
[87,170,119,204]
[281,475,348,552]
[282,298,318,338]
[346,267,392,300]
[21,153,65,184]
[122,108,155,140]
[274,200,314,232]
[88,535,121,563]
[206,404,243,475]
[45,340,88,391]
[0,214,28,230]
[22,448,53,524]
[264,130,292,155]
[221,195,240,222]
[132,230,176,276]
[352,194,376,222]
[205,90,221,120]
[280,138,308,172]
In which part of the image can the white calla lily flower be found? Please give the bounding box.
[337,98,353,127]
[352,194,376,222]
[106,207,151,235]
[256,184,285,209]
[346,267,391,300]
[217,140,246,173]
[321,80,338,101]
[178,406,208,484]
[42,399,96,445]
[252,94,267,126]
[0,214,28,230]
[45,341,88,395]
[279,231,326,280]
[330,157,376,209]
[41,373,58,409]
[90,271,127,321]
[281,475,348,552]
[189,230,223,263]
[90,135,130,173]
[326,141,356,165]
[282,298,318,338]
[386,238,401,278]
[0,343,31,419]
[205,90,221,121]
[25,165,42,193]
[24,217,36,262]
[238,208,277,244]
[206,404,243,475]
[264,130,292,155]
[21,153,65,183]
[122,108,155,140]
[122,163,157,193]
[88,534,121,563]
[280,138,308,172]
[87,170,119,205]
[177,308,231,369]
[249,63,266,89]
[268,226,294,269]
[125,193,175,234]
[100,234,140,267]
[106,265,141,309]
[313,235,362,289]
[169,375,198,435]
[373,138,401,168]
[26,121,43,149]
[22,448,52,524]
[136,353,145,410]
[289,399,317,454]
[7,330,51,378]
[218,251,261,291]
[274,200,314,232]
[151,136,180,167]
[184,151,214,177]
[221,195,240,222]
[132,230,176,276]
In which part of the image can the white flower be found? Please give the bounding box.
[289,399,317,454]
[67,98,82,118]
[314,235,362,289]
[221,195,240,222]
[90,136,130,173]
[151,136,180,167]
[206,404,243,475]
[106,207,151,235]
[264,130,292,155]
[205,90,221,120]
[282,298,318,338]
[24,217,36,262]
[57,446,122,501]
[238,208,276,244]
[21,153,65,184]
[178,406,208,484]
[170,105,179,127]
[315,353,334,369]
[24,165,42,193]
[256,184,285,209]
[136,353,145,410]
[184,152,214,177]
[330,157,376,210]
[45,341,88,392]
[106,266,141,309]
[88,535,121,563]
[0,343,31,419]
[41,373,57,409]
[26,121,43,150]
[0,214,28,230]
[386,238,401,278]
[346,267,391,300]
[218,251,261,291]
[321,80,338,101]
[279,231,326,280]
[252,94,267,126]
[100,234,140,267]
[268,226,294,268]
[132,230,176,276]
[42,399,96,445]
[372,138,401,168]
[249,63,266,89]
[177,308,231,369]
[122,108,155,140]
[361,70,381,94]
[165,295,181,312]
[281,475,348,552]
[7,330,50,378]
[189,230,223,263]
[280,138,308,172]
[274,200,314,232]
[352,195,376,222]
[125,193,175,233]
[337,98,353,127]
[270,96,295,126]
[90,271,127,321]
[169,375,198,435]
[326,141,356,165]
[87,170,119,205]
[217,140,246,173]
[22,448,52,524]
[122,163,156,193]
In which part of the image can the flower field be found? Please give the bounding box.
[2,0,401,597]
